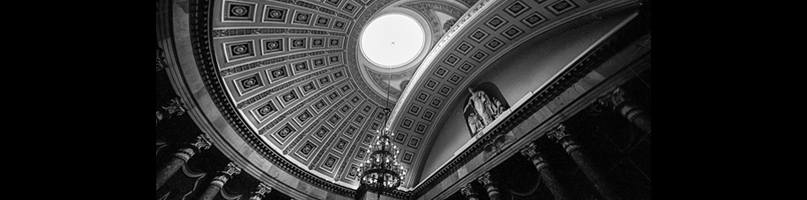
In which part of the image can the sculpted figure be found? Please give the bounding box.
[467,112,483,135]
[468,88,493,125]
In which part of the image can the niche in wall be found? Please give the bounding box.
[462,82,509,137]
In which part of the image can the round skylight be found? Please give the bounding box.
[360,14,425,68]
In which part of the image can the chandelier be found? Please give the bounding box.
[357,108,407,198]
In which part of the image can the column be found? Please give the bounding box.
[477,172,500,200]
[157,135,211,190]
[248,183,272,200]
[156,97,186,126]
[548,125,621,200]
[599,88,651,134]
[198,162,242,200]
[459,182,480,200]
[520,143,578,200]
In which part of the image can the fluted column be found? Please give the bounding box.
[460,182,480,200]
[477,172,500,200]
[599,88,650,134]
[248,183,272,200]
[157,135,211,190]
[520,143,578,200]
[198,163,242,200]
[156,97,186,126]
[548,125,620,200]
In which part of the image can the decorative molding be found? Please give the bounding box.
[213,28,347,38]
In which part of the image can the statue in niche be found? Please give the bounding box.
[489,96,504,117]
[467,112,483,135]
[468,88,494,125]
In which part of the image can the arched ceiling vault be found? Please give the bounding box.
[203,0,472,192]
[391,0,640,188]
[164,0,643,198]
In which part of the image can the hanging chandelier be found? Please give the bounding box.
[357,108,407,197]
[357,39,408,198]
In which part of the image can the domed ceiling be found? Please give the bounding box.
[194,0,637,196]
[209,0,472,189]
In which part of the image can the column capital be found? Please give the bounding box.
[191,135,212,151]
[477,172,494,186]
[172,135,211,162]
[249,183,272,200]
[211,163,242,187]
[547,124,584,153]
[598,88,627,109]
[164,97,187,115]
[221,162,242,177]
[520,143,538,158]
[255,183,271,195]
[546,124,570,142]
[460,182,477,197]
[156,97,187,125]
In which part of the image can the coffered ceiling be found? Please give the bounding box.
[208,0,473,189]
[188,0,638,196]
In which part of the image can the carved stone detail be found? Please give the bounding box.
[443,19,457,32]
[156,97,186,126]
[191,135,212,151]
[547,124,584,153]
[598,88,627,109]
[221,162,242,176]
[211,163,242,187]
[249,183,272,200]
[546,124,570,142]
[477,172,493,185]
[477,172,500,200]
[256,183,272,195]
[460,182,478,199]
[466,87,506,135]
[598,87,651,134]
[172,135,210,162]
[520,143,537,157]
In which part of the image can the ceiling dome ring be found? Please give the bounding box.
[358,7,433,74]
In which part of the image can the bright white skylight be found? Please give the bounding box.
[360,14,425,68]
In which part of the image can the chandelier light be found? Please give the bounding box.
[357,108,407,198]
[357,28,408,197]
